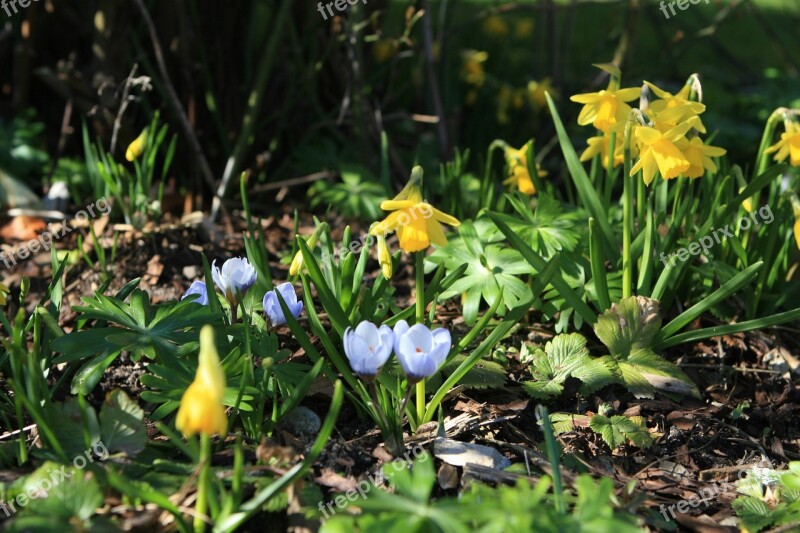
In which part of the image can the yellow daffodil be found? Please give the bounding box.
[579,132,626,169]
[764,121,800,167]
[125,129,147,162]
[680,137,727,178]
[514,19,534,38]
[571,85,641,132]
[630,118,698,185]
[794,200,800,250]
[372,39,397,63]
[461,50,488,87]
[645,81,707,132]
[377,233,393,279]
[482,15,508,36]
[370,168,460,253]
[0,282,9,306]
[503,142,547,196]
[176,326,228,438]
[289,223,326,276]
[527,78,556,109]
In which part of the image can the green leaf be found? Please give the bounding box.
[441,355,506,389]
[99,390,147,456]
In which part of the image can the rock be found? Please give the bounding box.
[433,438,510,469]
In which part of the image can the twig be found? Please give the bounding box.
[420,0,450,161]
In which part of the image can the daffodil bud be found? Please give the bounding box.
[289,224,326,276]
[377,234,392,279]
[125,129,148,162]
[175,325,228,437]
[0,281,9,306]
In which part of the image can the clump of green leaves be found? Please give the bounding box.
[319,451,644,532]
[550,412,654,450]
[733,462,800,532]
[521,296,699,400]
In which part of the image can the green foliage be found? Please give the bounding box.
[320,452,644,532]
[52,284,219,394]
[308,165,387,219]
[82,113,177,230]
[733,462,800,532]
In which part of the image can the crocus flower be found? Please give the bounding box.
[176,326,227,437]
[181,280,209,305]
[263,282,304,326]
[343,321,394,380]
[370,167,460,253]
[0,282,9,306]
[393,320,451,383]
[212,257,257,305]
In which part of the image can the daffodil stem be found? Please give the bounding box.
[414,251,426,422]
[622,119,634,299]
[194,433,211,533]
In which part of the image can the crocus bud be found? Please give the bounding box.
[181,280,209,305]
[343,321,394,380]
[392,320,451,383]
[263,282,304,326]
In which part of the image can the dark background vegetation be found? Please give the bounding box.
[1,0,798,216]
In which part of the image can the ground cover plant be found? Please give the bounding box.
[1,1,800,532]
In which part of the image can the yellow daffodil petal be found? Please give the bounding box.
[380,199,416,211]
[426,219,448,247]
[431,208,461,227]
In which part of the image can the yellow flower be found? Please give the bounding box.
[514,19,534,38]
[645,81,706,132]
[571,86,641,132]
[527,78,555,110]
[502,142,547,196]
[461,50,488,87]
[680,137,726,178]
[370,168,460,253]
[794,201,800,250]
[289,224,325,276]
[579,133,625,169]
[482,15,508,36]
[372,39,397,63]
[630,118,697,185]
[0,282,9,306]
[176,326,228,438]
[125,129,147,162]
[764,121,800,167]
[377,233,393,279]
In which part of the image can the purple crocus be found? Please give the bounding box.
[343,321,394,380]
[212,257,257,304]
[181,280,209,305]
[393,320,451,383]
[263,282,304,326]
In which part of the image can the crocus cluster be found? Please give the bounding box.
[343,319,451,383]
